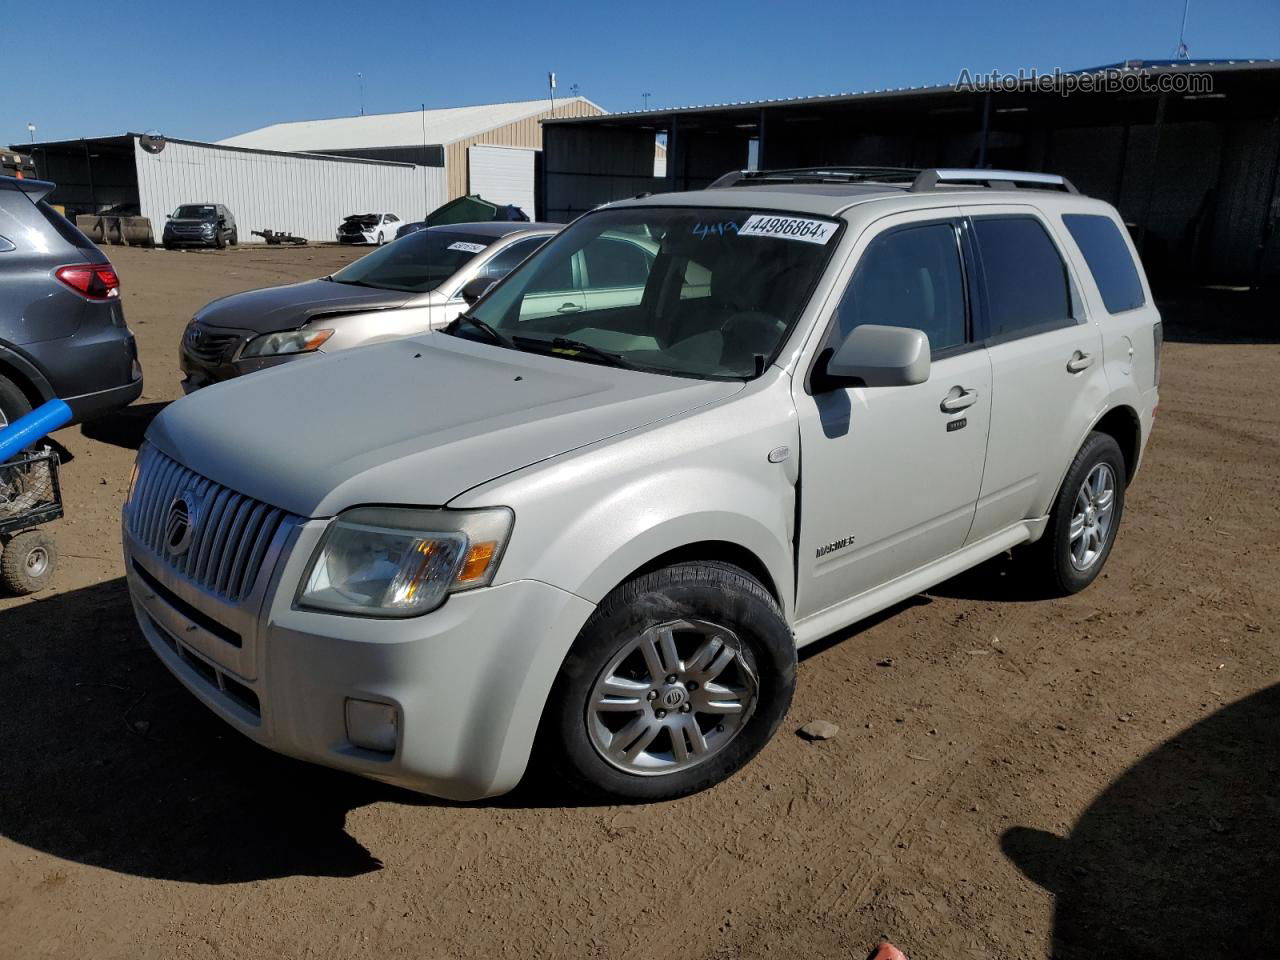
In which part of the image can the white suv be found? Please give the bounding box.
[122,167,1160,802]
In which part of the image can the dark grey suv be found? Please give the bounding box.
[162,203,238,249]
[0,176,142,427]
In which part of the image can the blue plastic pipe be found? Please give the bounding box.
[0,398,73,461]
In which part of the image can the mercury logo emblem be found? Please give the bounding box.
[164,492,199,557]
[661,687,687,709]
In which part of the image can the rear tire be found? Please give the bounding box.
[539,562,796,802]
[0,530,57,595]
[0,373,32,429]
[1032,432,1127,595]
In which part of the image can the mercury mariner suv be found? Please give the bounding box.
[122,167,1160,802]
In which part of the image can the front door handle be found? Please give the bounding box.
[557,302,583,314]
[1067,351,1094,373]
[940,388,979,413]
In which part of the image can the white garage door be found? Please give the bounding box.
[468,144,536,215]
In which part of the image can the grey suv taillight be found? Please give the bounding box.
[54,263,120,301]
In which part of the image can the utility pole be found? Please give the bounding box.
[1175,0,1191,58]
[26,123,35,143]
[548,72,557,116]
[569,83,580,97]
[642,92,651,111]
[357,72,365,115]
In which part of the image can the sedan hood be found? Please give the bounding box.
[196,278,415,335]
[147,334,743,518]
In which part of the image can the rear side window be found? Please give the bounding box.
[1062,214,1145,313]
[972,217,1072,340]
[834,222,967,353]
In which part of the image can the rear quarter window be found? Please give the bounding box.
[1062,213,1146,313]
[37,200,100,254]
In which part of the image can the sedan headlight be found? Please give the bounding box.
[297,506,514,617]
[240,328,334,358]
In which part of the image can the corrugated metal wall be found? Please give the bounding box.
[445,99,604,200]
[134,138,446,243]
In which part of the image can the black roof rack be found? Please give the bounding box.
[707,166,922,189]
[909,168,1079,193]
[707,165,1080,195]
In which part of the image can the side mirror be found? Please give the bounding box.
[461,276,496,306]
[821,324,930,389]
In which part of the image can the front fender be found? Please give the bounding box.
[452,380,800,621]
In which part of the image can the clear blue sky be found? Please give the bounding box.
[3,0,1277,146]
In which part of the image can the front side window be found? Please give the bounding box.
[453,206,842,380]
[478,236,550,281]
[328,229,495,293]
[972,216,1072,340]
[582,236,654,288]
[833,222,967,353]
[1062,213,1145,313]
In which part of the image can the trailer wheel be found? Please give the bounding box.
[0,530,58,595]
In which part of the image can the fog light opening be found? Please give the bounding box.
[345,698,399,754]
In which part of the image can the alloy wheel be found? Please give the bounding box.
[1068,462,1117,570]
[586,619,759,776]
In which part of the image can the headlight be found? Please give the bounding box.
[240,328,334,358]
[296,506,514,617]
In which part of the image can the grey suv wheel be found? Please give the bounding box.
[1034,432,1127,595]
[0,373,32,428]
[541,561,796,802]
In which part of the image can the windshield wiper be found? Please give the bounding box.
[513,335,640,370]
[451,313,514,348]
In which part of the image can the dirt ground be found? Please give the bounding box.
[1,245,1277,960]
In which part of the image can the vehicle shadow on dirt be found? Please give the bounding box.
[80,402,168,451]
[0,576,572,884]
[1002,682,1280,958]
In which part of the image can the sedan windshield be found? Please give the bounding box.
[174,205,216,220]
[451,206,841,380]
[329,230,496,293]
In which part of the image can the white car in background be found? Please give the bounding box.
[337,212,401,245]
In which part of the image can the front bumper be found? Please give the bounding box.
[124,517,595,800]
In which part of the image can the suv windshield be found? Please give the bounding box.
[452,206,841,380]
[174,205,216,220]
[329,230,496,293]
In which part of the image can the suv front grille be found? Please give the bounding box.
[128,446,294,603]
[184,327,243,364]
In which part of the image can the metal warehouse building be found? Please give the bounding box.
[543,60,1280,289]
[23,133,444,244]
[220,96,605,214]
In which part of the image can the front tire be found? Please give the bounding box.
[540,562,796,802]
[1033,431,1127,595]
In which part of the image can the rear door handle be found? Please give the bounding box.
[557,302,583,314]
[1067,351,1094,373]
[940,388,979,413]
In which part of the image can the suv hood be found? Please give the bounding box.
[196,278,415,335]
[147,334,743,518]
[167,218,215,227]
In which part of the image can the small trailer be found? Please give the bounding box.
[0,400,71,595]
[251,229,308,246]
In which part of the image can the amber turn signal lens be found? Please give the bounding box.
[457,541,497,583]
